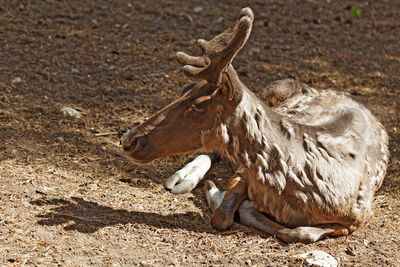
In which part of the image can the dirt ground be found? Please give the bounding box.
[1,0,399,266]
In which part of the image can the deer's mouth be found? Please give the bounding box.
[122,137,139,152]
[121,130,152,163]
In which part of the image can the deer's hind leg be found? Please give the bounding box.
[238,200,351,243]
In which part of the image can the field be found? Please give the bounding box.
[1,0,399,265]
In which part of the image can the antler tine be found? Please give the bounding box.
[176,7,254,84]
[238,7,254,21]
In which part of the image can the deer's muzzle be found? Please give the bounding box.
[121,128,148,155]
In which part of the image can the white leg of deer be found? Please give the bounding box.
[204,180,226,212]
[165,154,215,194]
[238,200,349,243]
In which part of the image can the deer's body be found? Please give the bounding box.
[121,8,389,242]
[206,75,388,229]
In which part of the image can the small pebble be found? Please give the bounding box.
[313,18,321,24]
[71,67,80,73]
[12,77,22,84]
[88,183,99,190]
[216,16,224,23]
[60,107,81,119]
[193,6,203,13]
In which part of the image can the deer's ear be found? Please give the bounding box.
[221,72,234,101]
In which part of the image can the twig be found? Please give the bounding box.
[94,132,119,137]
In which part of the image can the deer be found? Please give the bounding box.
[121,7,389,243]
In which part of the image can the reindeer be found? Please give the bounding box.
[121,8,389,243]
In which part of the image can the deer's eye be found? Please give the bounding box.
[184,104,204,116]
[191,105,204,113]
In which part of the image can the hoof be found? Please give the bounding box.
[210,207,234,231]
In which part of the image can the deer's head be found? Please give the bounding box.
[121,8,254,164]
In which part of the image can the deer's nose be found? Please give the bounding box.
[121,129,148,154]
[123,138,138,152]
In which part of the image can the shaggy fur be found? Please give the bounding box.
[201,77,389,228]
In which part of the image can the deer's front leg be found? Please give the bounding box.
[165,154,217,194]
[206,175,248,231]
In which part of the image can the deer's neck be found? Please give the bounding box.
[202,89,292,177]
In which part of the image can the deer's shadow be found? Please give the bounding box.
[31,196,217,234]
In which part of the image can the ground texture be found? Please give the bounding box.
[1,0,399,266]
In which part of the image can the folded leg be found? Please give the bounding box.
[165,154,217,194]
[205,175,248,230]
[238,200,350,243]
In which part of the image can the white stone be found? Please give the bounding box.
[60,107,81,119]
[193,6,203,13]
[297,250,338,267]
[12,77,22,84]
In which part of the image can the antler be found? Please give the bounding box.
[176,7,254,85]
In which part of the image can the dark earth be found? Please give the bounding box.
[1,0,399,266]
